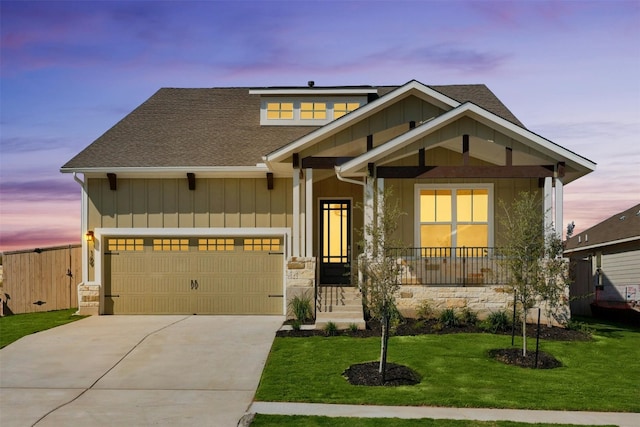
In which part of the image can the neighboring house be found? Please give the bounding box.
[61,80,596,322]
[564,203,640,318]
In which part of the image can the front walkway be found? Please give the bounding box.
[248,402,638,426]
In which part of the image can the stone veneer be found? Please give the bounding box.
[77,283,100,316]
[285,257,316,320]
[396,284,569,326]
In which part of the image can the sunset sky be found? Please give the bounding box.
[1,0,639,253]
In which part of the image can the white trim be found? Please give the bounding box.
[544,177,553,232]
[555,178,564,239]
[264,80,461,163]
[305,168,314,257]
[564,235,640,255]
[249,88,378,95]
[259,96,368,126]
[293,172,301,256]
[413,184,495,248]
[337,102,596,183]
[61,166,271,178]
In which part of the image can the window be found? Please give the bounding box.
[153,239,189,251]
[266,102,294,119]
[244,238,281,251]
[333,102,361,119]
[198,238,234,251]
[300,102,326,119]
[417,186,491,250]
[108,238,144,251]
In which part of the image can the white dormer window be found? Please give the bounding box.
[266,102,294,120]
[252,86,375,125]
[300,102,327,120]
[334,102,361,119]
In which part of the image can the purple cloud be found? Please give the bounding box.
[0,179,79,202]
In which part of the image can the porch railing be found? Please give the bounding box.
[385,247,511,286]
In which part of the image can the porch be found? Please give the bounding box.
[381,247,510,287]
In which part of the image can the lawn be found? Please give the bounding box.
[0,308,86,348]
[255,318,640,412]
[250,415,615,427]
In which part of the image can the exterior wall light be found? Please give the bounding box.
[85,230,94,242]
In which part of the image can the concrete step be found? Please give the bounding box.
[315,319,367,330]
[315,285,366,330]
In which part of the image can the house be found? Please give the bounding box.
[564,203,640,321]
[61,80,596,324]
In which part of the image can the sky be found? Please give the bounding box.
[1,0,639,253]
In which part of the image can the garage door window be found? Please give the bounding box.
[108,238,144,251]
[244,238,280,251]
[153,239,189,251]
[198,238,235,251]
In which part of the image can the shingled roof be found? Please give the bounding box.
[565,203,640,253]
[61,83,524,170]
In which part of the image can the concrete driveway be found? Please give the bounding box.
[0,315,283,427]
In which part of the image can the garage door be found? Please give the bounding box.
[103,237,284,314]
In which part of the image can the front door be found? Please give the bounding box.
[319,199,351,284]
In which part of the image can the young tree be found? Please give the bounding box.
[499,191,569,355]
[358,186,405,381]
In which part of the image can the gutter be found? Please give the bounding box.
[335,166,366,187]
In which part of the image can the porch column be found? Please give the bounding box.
[376,178,385,242]
[364,176,375,248]
[305,168,313,257]
[554,178,564,239]
[293,170,300,257]
[543,176,553,232]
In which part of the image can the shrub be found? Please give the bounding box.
[439,308,459,327]
[288,292,313,322]
[348,323,359,333]
[291,320,301,331]
[482,310,511,333]
[323,321,338,336]
[459,306,479,326]
[565,319,593,335]
[415,299,436,320]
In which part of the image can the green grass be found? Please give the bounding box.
[256,318,640,412]
[251,415,615,427]
[0,308,86,348]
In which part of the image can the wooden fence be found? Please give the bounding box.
[1,244,81,315]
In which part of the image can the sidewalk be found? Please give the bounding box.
[248,402,638,426]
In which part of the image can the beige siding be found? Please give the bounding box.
[87,177,293,230]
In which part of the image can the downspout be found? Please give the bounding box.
[335,166,366,187]
[72,172,89,286]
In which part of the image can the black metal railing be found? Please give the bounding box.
[385,247,510,286]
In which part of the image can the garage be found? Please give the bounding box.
[103,236,284,315]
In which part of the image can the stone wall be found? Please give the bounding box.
[396,284,569,326]
[285,257,316,320]
[77,283,100,316]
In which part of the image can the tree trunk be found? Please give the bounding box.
[521,310,527,357]
[379,314,390,383]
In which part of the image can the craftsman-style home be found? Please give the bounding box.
[62,80,595,325]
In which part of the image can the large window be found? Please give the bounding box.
[416,185,492,249]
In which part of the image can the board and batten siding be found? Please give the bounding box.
[87,177,293,230]
[599,248,640,301]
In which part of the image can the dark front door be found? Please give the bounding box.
[319,199,351,284]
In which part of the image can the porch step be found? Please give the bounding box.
[316,286,366,330]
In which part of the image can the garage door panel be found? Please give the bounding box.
[105,236,284,315]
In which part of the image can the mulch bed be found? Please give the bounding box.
[342,361,421,386]
[276,318,592,342]
[489,348,563,369]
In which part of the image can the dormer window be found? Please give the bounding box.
[334,102,361,119]
[267,102,294,120]
[300,102,327,120]
[251,87,377,126]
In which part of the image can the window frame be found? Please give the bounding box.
[414,184,494,250]
[260,97,365,125]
